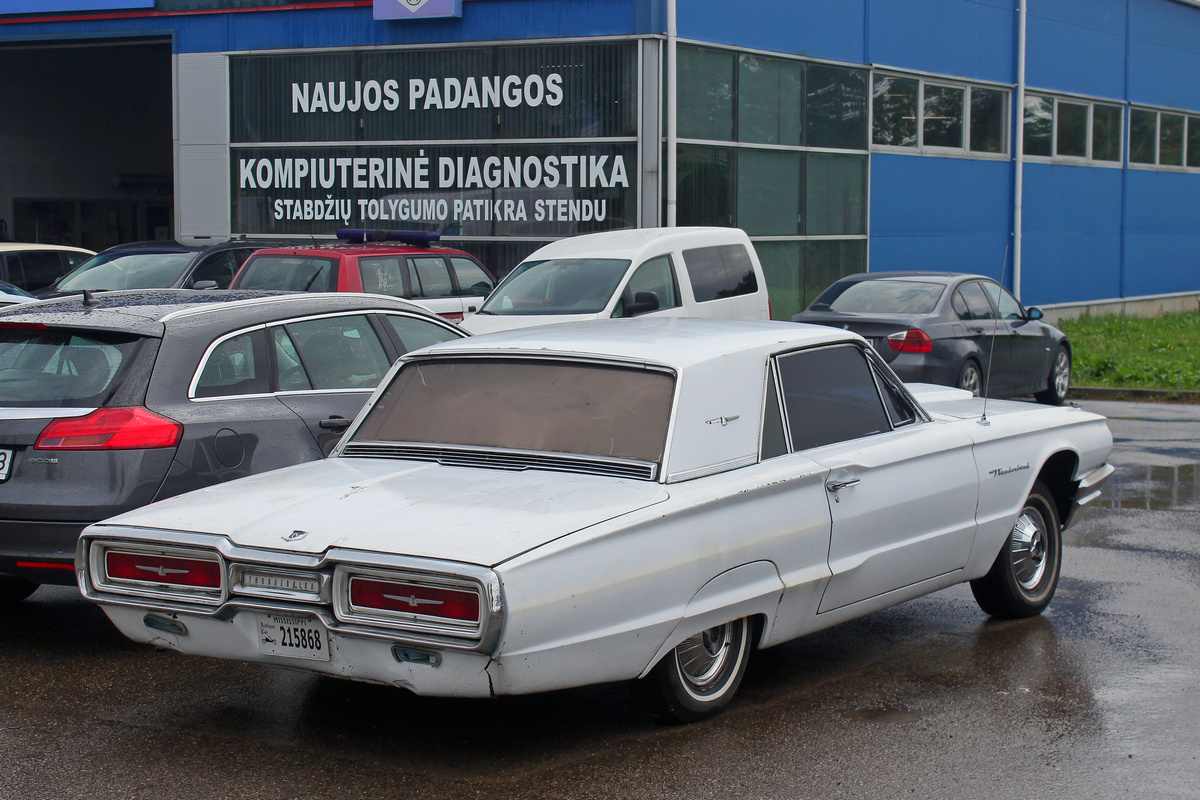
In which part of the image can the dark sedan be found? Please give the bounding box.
[0,289,465,601]
[792,272,1071,404]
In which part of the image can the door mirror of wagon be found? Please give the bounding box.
[1026,306,1044,321]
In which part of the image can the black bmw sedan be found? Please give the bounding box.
[792,272,1071,404]
[0,289,465,601]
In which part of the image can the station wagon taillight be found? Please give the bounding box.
[35,407,182,450]
[887,329,933,354]
[105,550,223,590]
[349,576,480,624]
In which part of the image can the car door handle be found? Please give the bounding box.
[826,479,861,492]
[319,416,351,432]
[968,328,985,338]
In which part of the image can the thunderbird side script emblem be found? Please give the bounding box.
[136,564,188,577]
[384,594,445,607]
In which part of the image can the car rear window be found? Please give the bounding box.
[0,328,143,407]
[822,280,945,314]
[235,255,338,292]
[56,252,196,291]
[352,358,674,463]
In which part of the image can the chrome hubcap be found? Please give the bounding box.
[1010,510,1047,590]
[676,623,734,688]
[1053,352,1070,397]
[960,366,981,396]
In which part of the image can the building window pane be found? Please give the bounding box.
[803,240,865,310]
[1023,95,1053,157]
[804,153,866,236]
[737,150,801,235]
[872,75,918,147]
[1056,101,1088,158]
[678,46,734,141]
[677,145,733,227]
[1188,117,1200,168]
[806,64,868,149]
[923,84,964,148]
[1093,104,1123,162]
[754,241,803,320]
[738,55,803,146]
[1160,113,1185,166]
[1130,109,1157,164]
[969,87,1006,153]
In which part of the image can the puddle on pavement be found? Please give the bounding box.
[846,706,922,724]
[1093,463,1199,511]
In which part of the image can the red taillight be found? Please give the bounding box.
[35,407,182,450]
[350,577,480,623]
[105,551,222,589]
[887,329,933,353]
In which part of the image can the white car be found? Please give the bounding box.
[461,227,771,335]
[78,318,1113,721]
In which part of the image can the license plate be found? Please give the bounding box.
[255,612,330,661]
[0,449,11,481]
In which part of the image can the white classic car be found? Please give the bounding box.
[77,318,1113,721]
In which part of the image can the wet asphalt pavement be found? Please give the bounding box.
[2,399,1198,800]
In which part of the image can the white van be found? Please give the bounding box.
[460,227,771,334]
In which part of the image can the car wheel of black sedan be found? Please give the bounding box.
[1034,345,1071,405]
[634,617,752,722]
[970,481,1061,619]
[0,577,39,604]
[956,359,983,396]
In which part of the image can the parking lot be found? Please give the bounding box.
[1,398,1197,800]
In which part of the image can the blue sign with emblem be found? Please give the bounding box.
[373,0,462,20]
[0,0,154,13]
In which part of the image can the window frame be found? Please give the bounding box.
[1022,92,1125,166]
[872,71,1009,158]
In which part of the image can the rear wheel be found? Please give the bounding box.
[0,577,39,604]
[633,617,752,722]
[971,481,1061,619]
[1034,345,1071,405]
[956,359,983,396]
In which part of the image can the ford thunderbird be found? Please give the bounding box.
[77,318,1113,721]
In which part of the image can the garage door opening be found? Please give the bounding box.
[0,38,172,251]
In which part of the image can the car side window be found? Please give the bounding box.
[982,280,1024,320]
[21,251,67,292]
[381,314,462,354]
[191,252,240,289]
[760,369,789,460]
[449,256,494,297]
[359,257,408,297]
[775,344,892,451]
[613,255,681,317]
[408,256,455,298]
[681,244,758,303]
[874,365,918,427]
[281,315,390,390]
[272,327,313,391]
[955,281,995,320]
[194,330,270,398]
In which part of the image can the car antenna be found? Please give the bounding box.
[979,237,1013,426]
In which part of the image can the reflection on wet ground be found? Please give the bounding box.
[1093,463,1199,510]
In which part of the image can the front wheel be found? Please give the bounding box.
[1034,345,1071,405]
[632,617,752,722]
[971,481,1061,619]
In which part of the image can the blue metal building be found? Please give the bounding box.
[1,0,1197,316]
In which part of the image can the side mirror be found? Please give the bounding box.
[191,280,219,290]
[1026,306,1044,321]
[625,291,661,317]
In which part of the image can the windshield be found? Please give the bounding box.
[56,252,196,292]
[234,255,338,292]
[0,328,144,407]
[352,358,675,463]
[814,280,945,314]
[478,258,630,316]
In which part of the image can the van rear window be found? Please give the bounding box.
[0,329,143,407]
[681,244,758,302]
